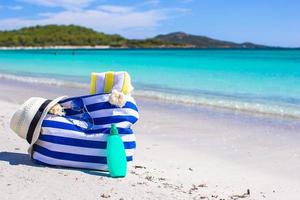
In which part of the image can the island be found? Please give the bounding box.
[0,24,279,49]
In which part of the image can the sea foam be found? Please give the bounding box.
[0,73,89,89]
[1,73,300,119]
[134,90,300,119]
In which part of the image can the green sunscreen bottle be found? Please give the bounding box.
[106,124,127,178]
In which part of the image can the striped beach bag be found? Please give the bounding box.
[31,93,139,171]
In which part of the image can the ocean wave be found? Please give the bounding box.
[134,90,300,119]
[1,73,300,119]
[0,73,89,89]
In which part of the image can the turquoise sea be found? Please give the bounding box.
[0,49,300,118]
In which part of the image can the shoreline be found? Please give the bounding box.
[0,46,298,50]
[0,79,300,199]
[0,45,197,50]
[0,45,111,50]
[1,72,300,121]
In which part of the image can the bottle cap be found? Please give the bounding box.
[110,123,119,135]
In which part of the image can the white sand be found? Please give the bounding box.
[0,46,110,50]
[0,80,300,200]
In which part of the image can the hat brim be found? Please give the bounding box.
[28,96,67,155]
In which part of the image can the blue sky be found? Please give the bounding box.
[0,0,299,47]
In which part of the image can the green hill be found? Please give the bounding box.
[154,32,268,48]
[0,25,273,48]
[0,25,128,47]
[0,25,169,48]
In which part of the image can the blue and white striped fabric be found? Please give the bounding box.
[32,93,139,171]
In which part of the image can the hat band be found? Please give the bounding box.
[26,100,52,144]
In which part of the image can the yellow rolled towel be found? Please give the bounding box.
[90,71,133,95]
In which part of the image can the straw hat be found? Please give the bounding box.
[10,96,66,149]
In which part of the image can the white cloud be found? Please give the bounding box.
[8,6,23,10]
[0,6,167,38]
[0,1,189,38]
[97,5,133,14]
[143,0,160,6]
[20,0,95,10]
[0,5,23,10]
